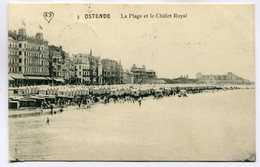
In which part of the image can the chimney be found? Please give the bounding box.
[35,32,43,41]
[18,28,27,37]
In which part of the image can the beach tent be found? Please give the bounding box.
[19,98,36,108]
[130,89,140,97]
[38,87,48,95]
[9,101,19,109]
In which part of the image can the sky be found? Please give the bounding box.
[9,4,255,80]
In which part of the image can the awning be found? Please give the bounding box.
[9,73,26,79]
[19,98,36,102]
[54,78,64,82]
[45,77,52,80]
[8,75,14,81]
[25,76,49,80]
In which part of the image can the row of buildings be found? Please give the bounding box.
[196,72,252,84]
[8,28,157,86]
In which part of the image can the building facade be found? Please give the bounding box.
[73,54,91,84]
[8,31,20,74]
[8,27,160,87]
[63,56,76,84]
[49,45,70,84]
[8,28,50,86]
[146,70,157,79]
[88,51,102,85]
[130,64,157,84]
[122,70,134,84]
[73,51,102,85]
[101,59,123,85]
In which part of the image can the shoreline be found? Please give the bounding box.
[8,86,254,118]
[9,89,255,161]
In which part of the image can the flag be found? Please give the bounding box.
[39,25,43,30]
[21,19,26,26]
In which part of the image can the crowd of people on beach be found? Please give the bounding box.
[8,83,254,123]
[44,94,146,124]
[43,85,251,125]
[43,85,217,115]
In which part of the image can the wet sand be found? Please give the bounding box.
[9,89,255,161]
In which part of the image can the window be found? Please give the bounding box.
[19,43,22,48]
[19,67,22,72]
[19,51,22,56]
[19,58,22,63]
[79,72,81,76]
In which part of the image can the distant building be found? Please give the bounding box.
[8,28,50,86]
[49,45,68,84]
[171,76,197,84]
[88,50,103,85]
[73,50,102,85]
[130,64,147,83]
[130,64,157,84]
[101,59,123,85]
[73,54,91,85]
[122,70,134,84]
[146,70,157,79]
[63,56,76,84]
[196,72,251,84]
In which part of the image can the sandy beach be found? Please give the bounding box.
[9,89,255,161]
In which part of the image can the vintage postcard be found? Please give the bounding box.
[8,3,255,162]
